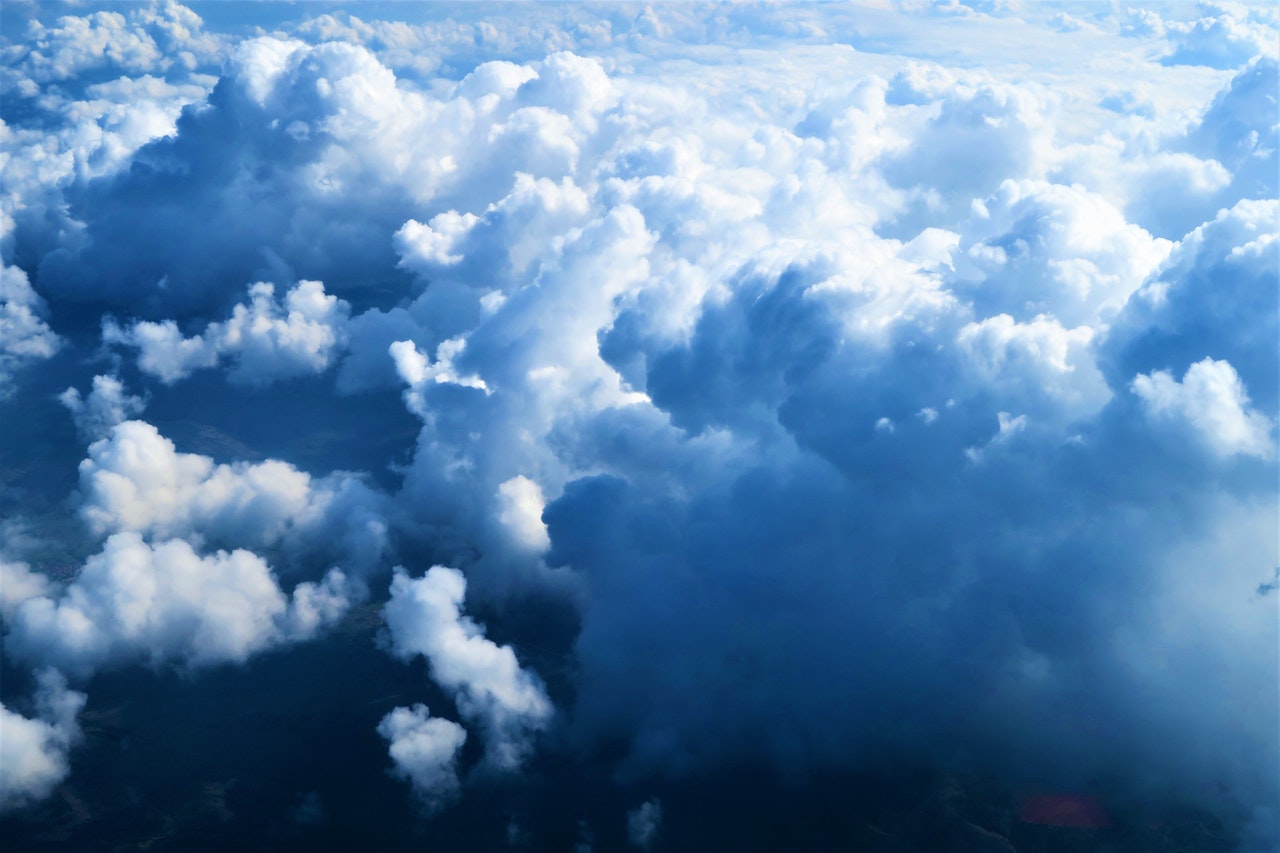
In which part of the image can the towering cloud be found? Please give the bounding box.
[1,2,1276,848]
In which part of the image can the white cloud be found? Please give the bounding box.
[4,532,353,678]
[0,264,60,395]
[376,704,466,811]
[0,670,85,812]
[77,420,388,574]
[381,566,552,770]
[0,559,52,621]
[104,280,351,387]
[59,374,146,441]
[1133,358,1274,459]
[2,1,1277,840]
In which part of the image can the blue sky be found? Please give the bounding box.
[1,2,1277,850]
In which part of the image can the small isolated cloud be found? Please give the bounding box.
[104,280,351,387]
[626,798,663,850]
[0,670,86,811]
[1133,358,1274,459]
[59,374,146,441]
[381,566,553,771]
[4,532,354,678]
[377,704,467,811]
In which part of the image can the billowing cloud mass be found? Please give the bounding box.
[1,1,1276,849]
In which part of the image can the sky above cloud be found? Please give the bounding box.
[1,2,1276,851]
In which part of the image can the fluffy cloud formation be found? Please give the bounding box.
[1133,358,1274,458]
[0,670,85,811]
[0,264,59,395]
[377,704,467,811]
[59,373,146,441]
[4,532,352,678]
[77,420,388,574]
[104,280,351,386]
[1,2,1276,847]
[381,566,553,771]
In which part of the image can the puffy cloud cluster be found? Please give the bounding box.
[0,670,85,812]
[104,280,351,386]
[4,532,353,678]
[77,420,389,574]
[1133,358,1274,459]
[382,566,553,771]
[1,1,1276,846]
[2,1,220,86]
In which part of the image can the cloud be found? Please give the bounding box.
[0,559,52,620]
[0,670,85,811]
[381,566,553,771]
[59,374,146,441]
[4,532,354,678]
[1,2,1276,845]
[104,280,351,387]
[0,263,60,395]
[77,420,389,574]
[1161,7,1278,69]
[376,704,467,811]
[626,798,663,851]
[1133,358,1274,459]
[5,2,221,85]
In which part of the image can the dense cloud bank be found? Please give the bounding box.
[1,2,1276,850]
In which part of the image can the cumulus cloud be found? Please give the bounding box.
[1133,358,1274,459]
[377,704,467,811]
[0,264,60,395]
[77,420,388,574]
[381,566,552,771]
[2,2,1277,845]
[4,532,353,678]
[0,670,85,811]
[104,280,351,386]
[59,373,146,441]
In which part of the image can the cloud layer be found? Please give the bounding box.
[1,1,1275,847]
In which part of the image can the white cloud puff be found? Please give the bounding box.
[4,532,353,678]
[104,280,351,387]
[0,670,85,811]
[77,420,388,574]
[59,374,146,441]
[376,704,467,811]
[381,566,552,771]
[0,264,60,395]
[1133,358,1274,459]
